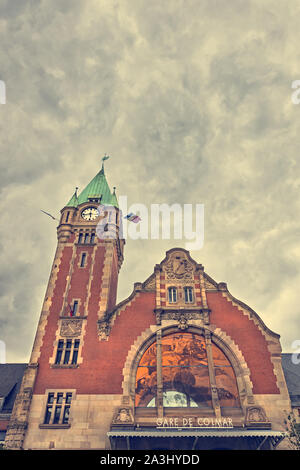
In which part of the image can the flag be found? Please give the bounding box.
[68,304,74,317]
[124,213,141,223]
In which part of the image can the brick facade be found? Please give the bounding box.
[4,169,292,451]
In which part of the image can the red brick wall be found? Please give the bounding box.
[65,245,94,315]
[207,291,279,394]
[33,239,156,394]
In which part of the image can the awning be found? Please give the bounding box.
[108,429,286,438]
[108,429,287,450]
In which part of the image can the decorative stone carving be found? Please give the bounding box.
[204,277,217,290]
[155,309,162,325]
[143,275,156,291]
[60,318,82,337]
[245,406,271,429]
[163,311,199,329]
[202,309,210,325]
[97,320,111,340]
[178,315,189,330]
[111,407,134,426]
[164,252,194,281]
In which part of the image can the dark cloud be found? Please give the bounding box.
[0,0,299,361]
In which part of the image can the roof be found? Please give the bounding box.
[281,353,300,405]
[66,190,79,208]
[66,165,118,208]
[0,364,26,412]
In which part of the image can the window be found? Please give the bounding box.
[65,211,70,223]
[55,339,80,366]
[63,340,72,364]
[55,340,64,365]
[88,197,101,203]
[80,253,87,267]
[72,300,79,316]
[84,233,89,244]
[184,286,194,303]
[90,233,95,244]
[71,340,80,365]
[43,392,73,426]
[78,233,83,244]
[135,332,240,410]
[168,287,177,303]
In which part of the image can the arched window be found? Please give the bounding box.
[135,332,240,410]
[168,287,177,303]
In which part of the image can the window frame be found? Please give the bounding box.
[134,328,241,415]
[184,286,194,303]
[80,252,87,268]
[54,338,80,366]
[78,232,84,244]
[168,287,177,303]
[40,390,75,429]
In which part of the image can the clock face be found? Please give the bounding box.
[81,207,99,221]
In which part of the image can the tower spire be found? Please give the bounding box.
[66,186,79,207]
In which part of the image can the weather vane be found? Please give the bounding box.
[102,153,110,162]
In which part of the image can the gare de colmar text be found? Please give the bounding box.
[156,417,234,428]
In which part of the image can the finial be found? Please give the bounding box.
[75,186,78,197]
[113,186,116,194]
[100,154,110,173]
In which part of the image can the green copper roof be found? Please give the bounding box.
[66,190,79,208]
[110,187,118,208]
[66,165,118,208]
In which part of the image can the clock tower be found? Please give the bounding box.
[5,161,125,449]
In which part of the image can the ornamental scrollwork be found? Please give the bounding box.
[60,319,82,337]
[164,253,194,281]
[97,320,111,340]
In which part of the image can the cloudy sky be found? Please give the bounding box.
[0,0,299,362]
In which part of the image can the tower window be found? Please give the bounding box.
[184,286,194,303]
[43,392,73,426]
[55,340,64,365]
[71,340,80,365]
[78,233,83,244]
[72,300,79,316]
[65,211,70,223]
[80,253,87,267]
[63,340,72,364]
[84,233,89,244]
[90,233,95,244]
[168,287,177,303]
[55,339,80,366]
[88,197,101,203]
